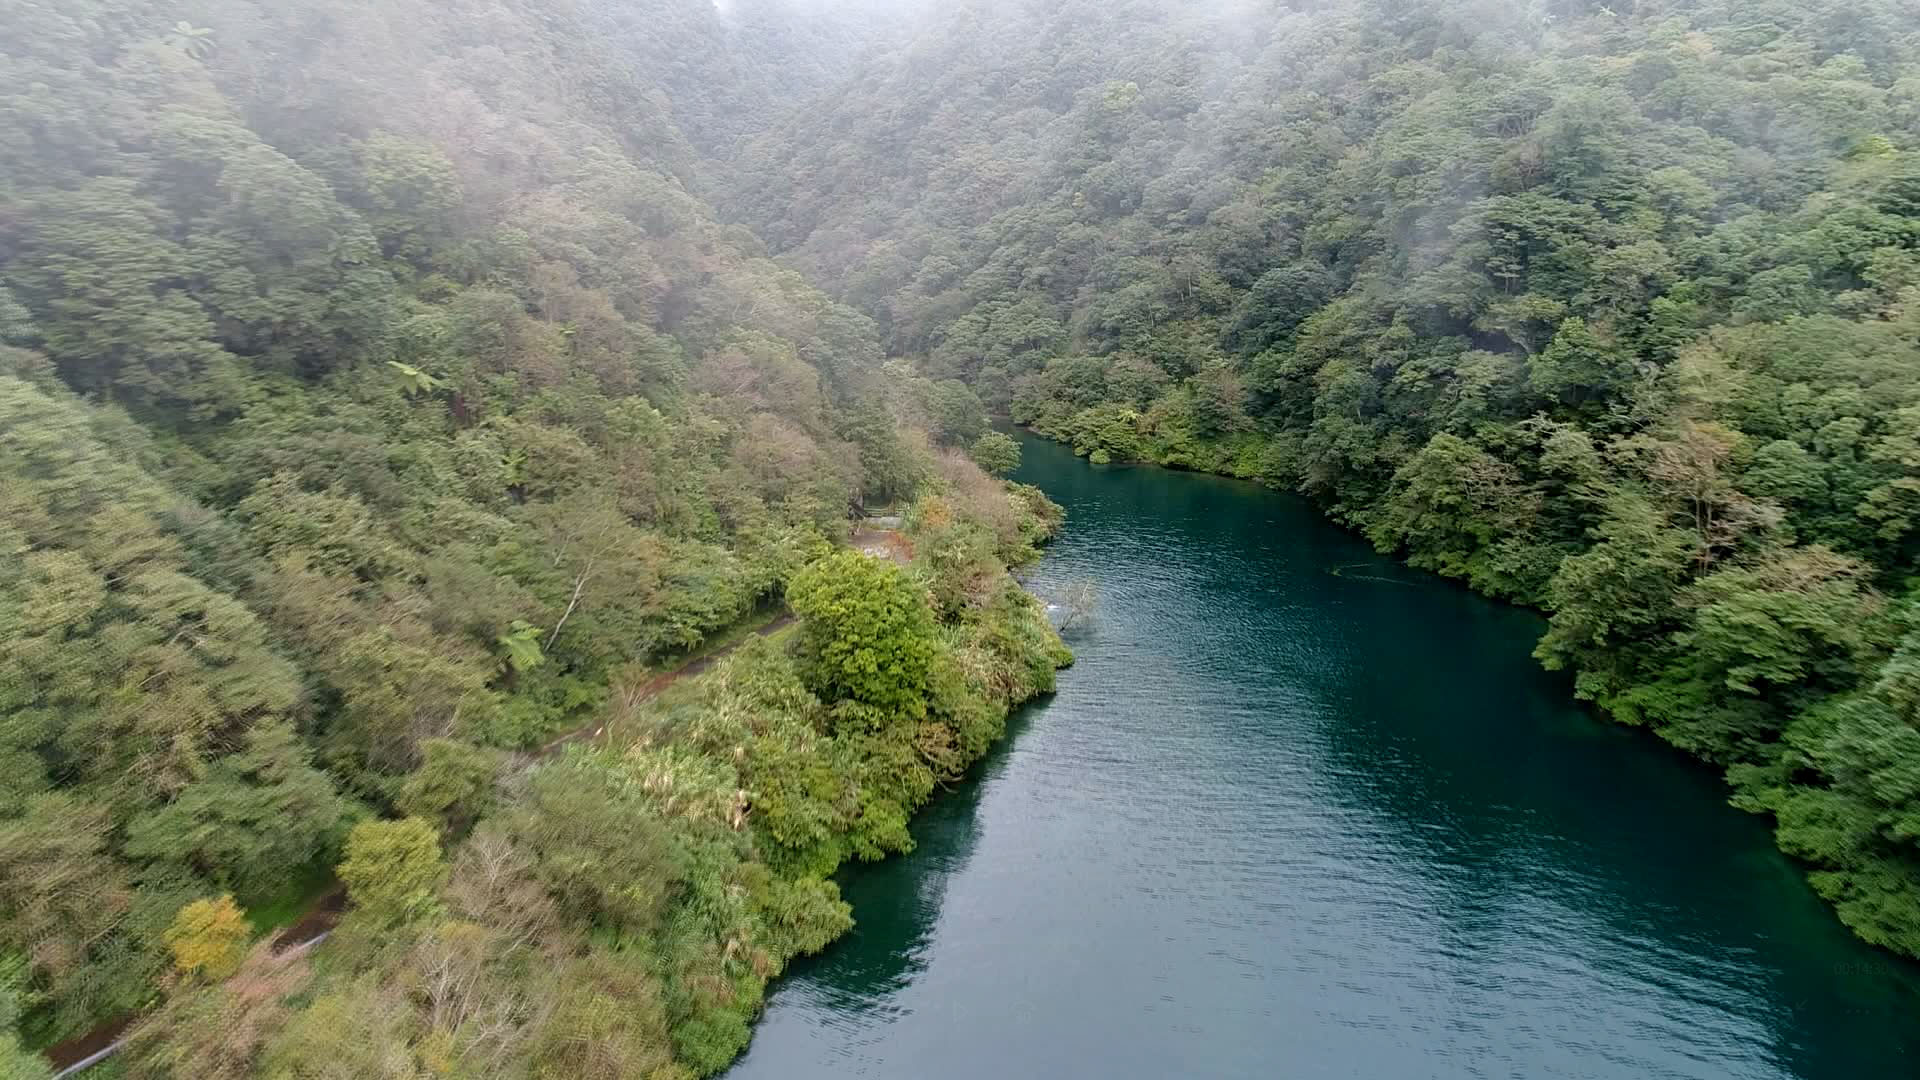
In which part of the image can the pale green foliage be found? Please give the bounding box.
[166,21,214,59]
[384,360,441,397]
[496,620,547,673]
[258,978,419,1080]
[338,819,446,926]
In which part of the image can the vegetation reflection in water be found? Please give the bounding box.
[728,430,1920,1080]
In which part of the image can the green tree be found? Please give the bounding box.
[338,819,446,926]
[1621,547,1884,760]
[926,379,989,446]
[505,756,682,932]
[0,953,49,1080]
[396,740,502,836]
[124,722,355,897]
[4,180,244,411]
[970,431,1022,477]
[343,133,463,261]
[788,550,940,725]
[1530,317,1639,408]
[1366,433,1546,600]
[0,794,136,1024]
[0,1032,52,1080]
[1225,263,1335,355]
[1535,493,1697,712]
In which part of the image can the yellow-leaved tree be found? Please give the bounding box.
[163,895,252,982]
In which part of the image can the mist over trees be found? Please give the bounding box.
[6,0,1920,1074]
[724,0,1920,960]
[0,0,1064,1073]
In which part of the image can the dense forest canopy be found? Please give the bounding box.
[0,1,1064,1076]
[8,0,1920,1074]
[725,0,1920,965]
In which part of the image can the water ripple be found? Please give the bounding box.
[728,437,1920,1080]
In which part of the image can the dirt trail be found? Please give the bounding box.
[851,527,912,564]
[273,888,348,951]
[537,612,795,756]
[42,612,796,1077]
[44,1015,135,1074]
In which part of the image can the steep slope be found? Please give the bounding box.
[0,0,1063,1074]
[727,0,1920,957]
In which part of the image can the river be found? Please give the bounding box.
[727,430,1920,1079]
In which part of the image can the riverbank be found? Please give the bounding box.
[1011,414,1920,965]
[83,471,1072,1078]
[726,428,1920,1080]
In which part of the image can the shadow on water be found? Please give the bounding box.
[1080,440,1920,1079]
[733,703,1044,1031]
[729,431,1920,1080]
[1274,534,1920,1079]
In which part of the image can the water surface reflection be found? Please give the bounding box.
[728,433,1919,1080]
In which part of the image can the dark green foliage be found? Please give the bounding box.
[122,722,355,898]
[1227,264,1337,356]
[723,0,1920,961]
[971,431,1022,477]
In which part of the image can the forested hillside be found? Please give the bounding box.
[0,1,1063,1076]
[13,0,1920,1073]
[726,0,1920,960]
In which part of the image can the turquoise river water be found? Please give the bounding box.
[727,430,1920,1079]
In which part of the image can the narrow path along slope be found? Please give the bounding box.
[43,609,797,1078]
[537,612,797,756]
